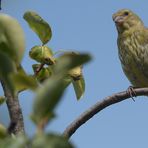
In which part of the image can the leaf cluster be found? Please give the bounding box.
[0,11,91,147]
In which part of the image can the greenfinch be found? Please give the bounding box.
[113,9,148,88]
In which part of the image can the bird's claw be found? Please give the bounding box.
[126,86,137,101]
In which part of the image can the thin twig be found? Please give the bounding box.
[1,81,25,135]
[63,87,148,139]
[35,63,45,75]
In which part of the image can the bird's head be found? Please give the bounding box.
[112,9,144,34]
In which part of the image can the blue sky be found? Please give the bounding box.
[0,0,148,147]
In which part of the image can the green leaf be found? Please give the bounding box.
[32,64,53,82]
[29,46,55,65]
[68,66,82,80]
[0,52,15,76]
[0,135,29,148]
[0,13,25,64]
[0,124,7,139]
[54,52,91,74]
[72,75,85,100]
[11,72,38,92]
[0,96,6,105]
[23,11,52,45]
[31,133,74,148]
[31,75,71,126]
[0,52,16,96]
[68,64,85,100]
[31,53,91,126]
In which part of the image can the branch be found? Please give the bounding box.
[1,81,25,135]
[63,87,148,139]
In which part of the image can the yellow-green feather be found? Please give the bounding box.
[118,26,148,87]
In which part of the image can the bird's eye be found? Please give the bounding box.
[124,11,129,16]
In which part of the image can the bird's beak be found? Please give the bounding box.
[113,15,124,24]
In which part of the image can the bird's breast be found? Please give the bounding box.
[118,32,148,87]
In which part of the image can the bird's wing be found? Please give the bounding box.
[136,28,148,78]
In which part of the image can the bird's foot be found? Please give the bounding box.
[126,86,137,102]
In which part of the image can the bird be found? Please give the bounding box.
[112,9,148,97]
